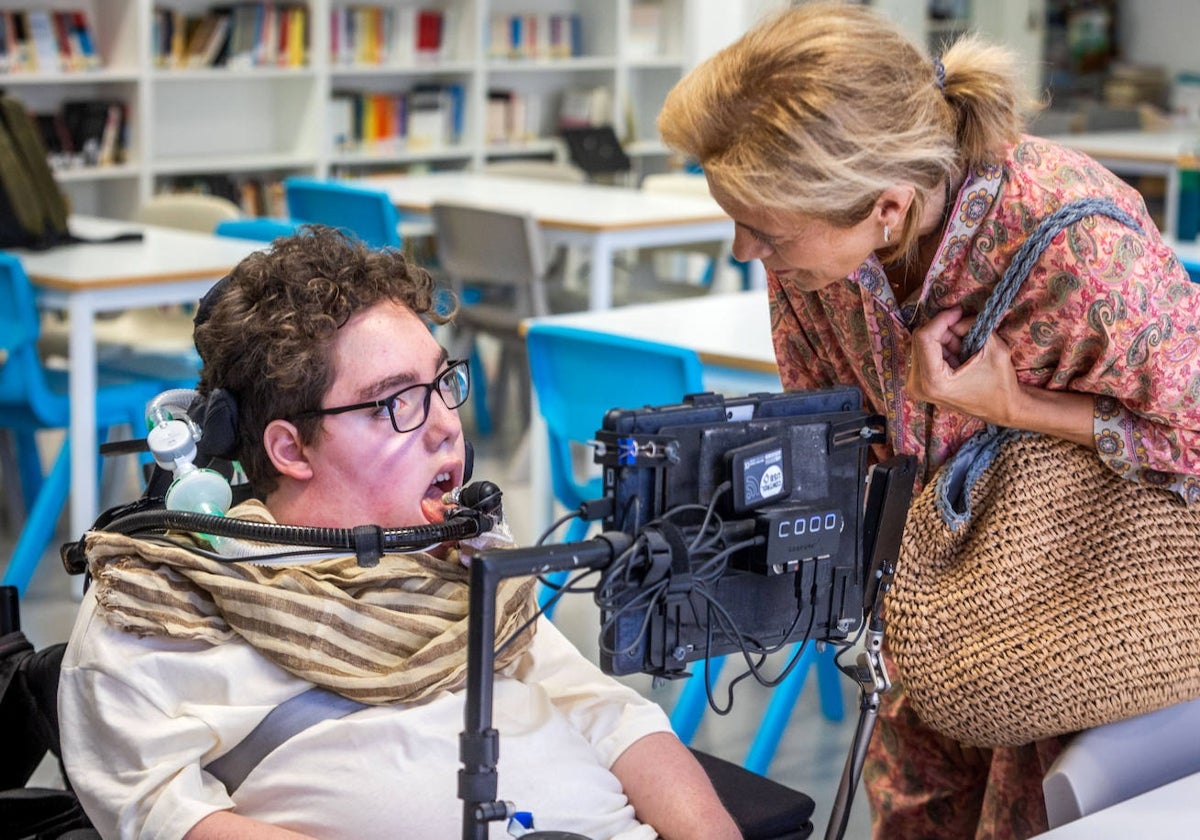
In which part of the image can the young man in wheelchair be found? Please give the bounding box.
[56,226,742,839]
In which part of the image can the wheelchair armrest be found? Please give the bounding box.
[690,748,815,840]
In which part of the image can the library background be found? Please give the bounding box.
[0,1,1194,228]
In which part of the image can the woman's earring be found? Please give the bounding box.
[883,225,891,244]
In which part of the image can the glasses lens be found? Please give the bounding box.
[389,362,469,433]
[389,385,427,433]
[439,361,470,409]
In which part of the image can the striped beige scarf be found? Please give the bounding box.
[84,500,538,705]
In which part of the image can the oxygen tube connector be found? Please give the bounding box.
[145,388,203,441]
[147,417,232,551]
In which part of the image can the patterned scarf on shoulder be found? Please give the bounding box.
[84,500,538,705]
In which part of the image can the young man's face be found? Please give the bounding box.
[291,300,468,529]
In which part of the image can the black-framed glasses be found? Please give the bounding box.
[294,359,470,433]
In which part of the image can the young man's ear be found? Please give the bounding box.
[263,419,314,481]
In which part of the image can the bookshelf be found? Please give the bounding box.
[0,0,691,220]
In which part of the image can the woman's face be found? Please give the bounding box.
[712,189,883,292]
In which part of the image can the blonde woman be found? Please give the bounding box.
[658,3,1200,838]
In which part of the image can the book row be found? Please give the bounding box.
[151,3,309,70]
[0,9,100,74]
[486,12,583,60]
[36,99,127,169]
[329,5,447,66]
[329,84,465,151]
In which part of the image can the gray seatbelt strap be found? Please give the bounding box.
[203,687,368,794]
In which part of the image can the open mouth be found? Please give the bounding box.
[420,470,458,523]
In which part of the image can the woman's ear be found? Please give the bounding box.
[263,419,314,481]
[874,183,917,231]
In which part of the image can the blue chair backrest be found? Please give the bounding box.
[526,324,704,515]
[282,177,401,249]
[1179,254,1200,284]
[214,217,300,242]
[0,253,57,420]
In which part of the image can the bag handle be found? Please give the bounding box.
[933,197,1143,529]
[960,197,1143,360]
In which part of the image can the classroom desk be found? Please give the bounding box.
[1046,129,1200,239]
[15,216,264,543]
[1033,771,1200,838]
[521,289,780,540]
[361,171,766,309]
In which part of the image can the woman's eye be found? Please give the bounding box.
[746,227,777,246]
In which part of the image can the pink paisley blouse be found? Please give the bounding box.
[770,136,1200,502]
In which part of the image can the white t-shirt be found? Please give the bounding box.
[60,589,671,839]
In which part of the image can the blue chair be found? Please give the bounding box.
[526,324,704,616]
[1178,254,1200,284]
[526,324,705,544]
[0,253,176,595]
[214,217,300,242]
[282,177,402,249]
[671,638,844,771]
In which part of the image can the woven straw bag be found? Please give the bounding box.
[887,198,1200,748]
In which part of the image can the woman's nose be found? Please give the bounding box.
[733,228,771,262]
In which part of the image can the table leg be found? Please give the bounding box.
[528,392,553,543]
[588,234,614,310]
[67,294,98,542]
[746,259,767,290]
[1165,166,1181,241]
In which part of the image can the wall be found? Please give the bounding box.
[693,2,1200,82]
[686,0,789,68]
[1118,0,1200,80]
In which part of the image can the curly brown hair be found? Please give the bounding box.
[194,225,454,494]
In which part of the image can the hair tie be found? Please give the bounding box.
[933,58,946,91]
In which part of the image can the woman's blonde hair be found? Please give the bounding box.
[657,1,1034,261]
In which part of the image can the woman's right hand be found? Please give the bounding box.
[907,306,1022,425]
[908,306,1096,446]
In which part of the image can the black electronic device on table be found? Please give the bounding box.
[559,125,631,179]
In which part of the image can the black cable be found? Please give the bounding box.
[535,509,587,547]
[93,508,485,555]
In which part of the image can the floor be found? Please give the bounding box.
[3,418,874,840]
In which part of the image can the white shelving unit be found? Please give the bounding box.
[0,0,690,220]
[873,0,1045,102]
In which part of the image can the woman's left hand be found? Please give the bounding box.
[906,306,1022,426]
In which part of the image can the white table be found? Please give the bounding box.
[15,216,264,542]
[521,290,780,540]
[361,172,766,309]
[1034,771,1200,838]
[1046,129,1200,239]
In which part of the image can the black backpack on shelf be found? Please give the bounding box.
[0,93,72,250]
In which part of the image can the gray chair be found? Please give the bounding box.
[431,200,585,432]
[1042,696,1200,828]
[634,172,735,296]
